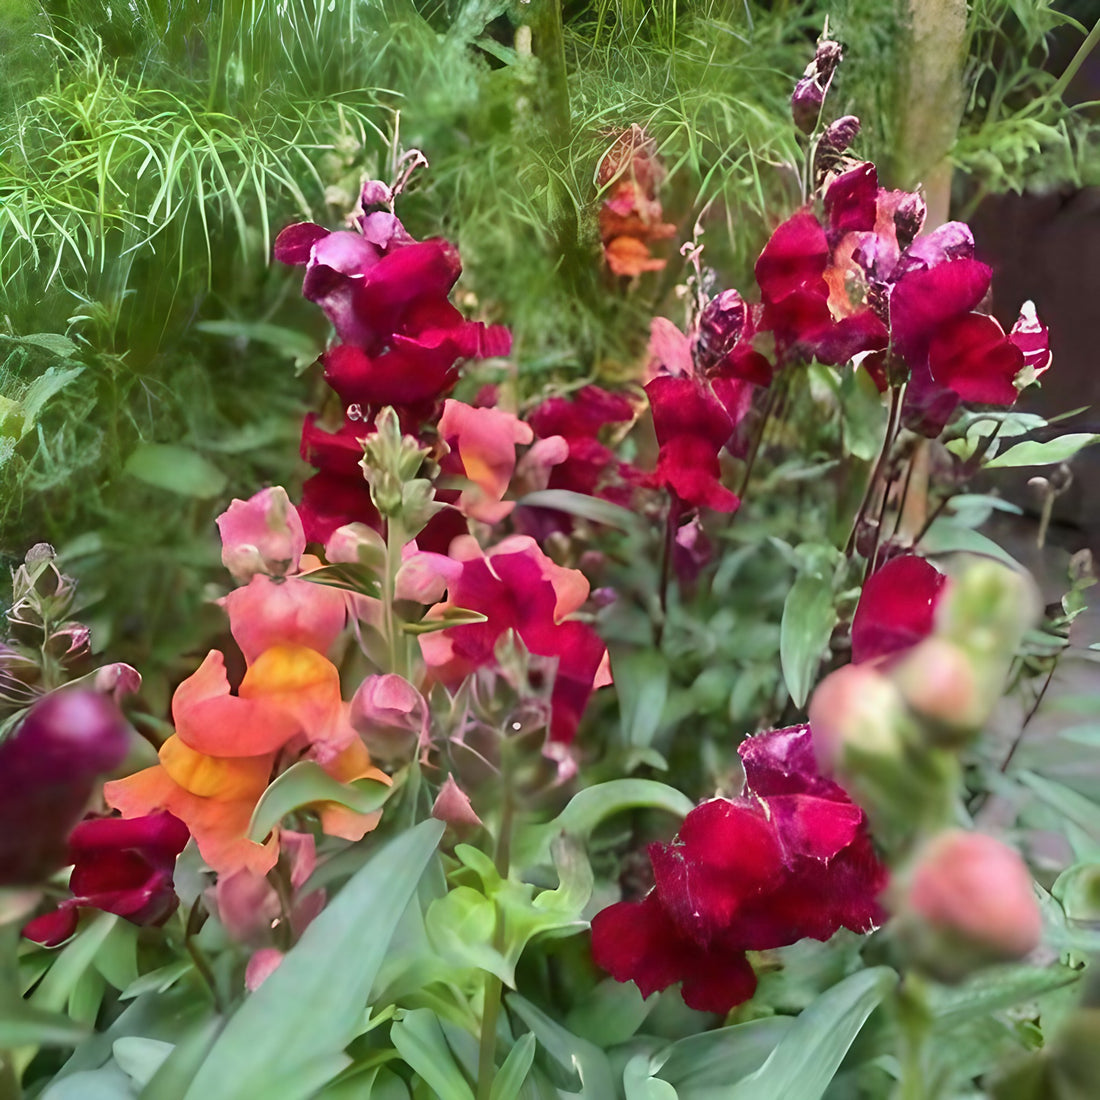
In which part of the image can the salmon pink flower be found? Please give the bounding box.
[591,725,886,1013]
[437,400,533,523]
[23,813,190,946]
[418,535,607,743]
[104,645,386,875]
[216,487,305,583]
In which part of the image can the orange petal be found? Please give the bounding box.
[106,765,277,875]
[173,650,301,757]
[316,738,390,842]
[240,645,355,757]
[159,735,273,799]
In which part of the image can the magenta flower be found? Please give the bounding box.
[850,555,947,664]
[419,536,608,743]
[591,725,886,1013]
[23,812,190,946]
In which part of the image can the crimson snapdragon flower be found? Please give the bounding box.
[850,554,947,664]
[276,177,511,543]
[591,725,886,1013]
[23,812,190,946]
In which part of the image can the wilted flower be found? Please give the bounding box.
[0,690,130,887]
[591,725,886,1013]
[23,812,190,946]
[597,126,677,276]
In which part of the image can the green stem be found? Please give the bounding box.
[476,747,516,1100]
[1049,18,1100,104]
[845,384,904,558]
[896,974,932,1100]
[383,517,406,677]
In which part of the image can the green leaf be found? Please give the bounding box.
[513,780,694,867]
[41,1065,137,1099]
[402,607,489,635]
[20,364,84,436]
[657,1017,795,1092]
[182,819,445,1100]
[507,994,616,1098]
[248,761,391,842]
[927,964,1081,1031]
[1019,772,1100,840]
[114,1038,174,1089]
[612,649,670,750]
[515,490,642,532]
[918,520,1022,570]
[19,333,80,358]
[195,321,321,370]
[566,979,655,1049]
[0,1003,89,1047]
[623,1054,679,1100]
[300,562,381,598]
[780,572,836,709]
[1058,724,1100,747]
[724,968,897,1100]
[124,444,227,499]
[139,1014,224,1100]
[390,1009,475,1100]
[31,912,118,1013]
[840,366,886,463]
[984,434,1099,469]
[490,1032,536,1100]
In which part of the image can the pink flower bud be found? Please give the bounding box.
[216,487,305,583]
[808,663,906,774]
[900,830,1042,982]
[92,662,143,701]
[431,775,483,831]
[892,637,984,740]
[349,674,428,761]
[245,947,285,991]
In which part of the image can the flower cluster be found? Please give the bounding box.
[104,489,389,875]
[275,170,513,543]
[591,725,886,1013]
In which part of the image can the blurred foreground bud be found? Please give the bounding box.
[892,636,984,743]
[0,690,129,885]
[896,830,1041,983]
[350,673,428,761]
[809,663,907,773]
[937,559,1040,660]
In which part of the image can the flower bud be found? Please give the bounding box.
[936,559,1040,661]
[695,289,747,373]
[892,637,984,743]
[819,114,861,155]
[0,690,130,885]
[791,37,843,133]
[216,487,305,583]
[893,191,927,251]
[350,674,428,761]
[808,663,906,774]
[431,774,482,831]
[897,830,1041,982]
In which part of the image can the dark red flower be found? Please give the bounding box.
[0,691,129,887]
[851,555,947,664]
[824,162,878,236]
[590,725,886,1014]
[23,812,190,946]
[644,376,740,513]
[755,212,888,366]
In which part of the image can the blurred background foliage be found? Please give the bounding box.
[0,0,1097,711]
